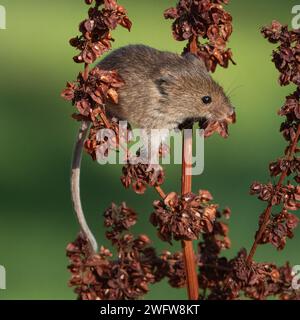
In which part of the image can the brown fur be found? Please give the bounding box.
[98,44,234,130]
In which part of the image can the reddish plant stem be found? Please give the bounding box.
[181,129,199,300]
[98,108,112,129]
[155,186,166,199]
[247,124,300,264]
[177,35,200,301]
[83,63,89,81]
[189,35,198,55]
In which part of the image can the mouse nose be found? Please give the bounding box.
[230,106,236,115]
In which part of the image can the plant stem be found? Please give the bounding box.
[98,107,112,129]
[247,124,300,264]
[154,186,166,199]
[174,35,200,300]
[181,129,199,300]
[83,63,89,81]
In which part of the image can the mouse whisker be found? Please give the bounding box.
[227,84,244,98]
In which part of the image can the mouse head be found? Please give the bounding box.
[156,53,235,130]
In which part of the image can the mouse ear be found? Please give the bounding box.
[154,75,172,96]
[154,67,178,97]
[183,52,208,71]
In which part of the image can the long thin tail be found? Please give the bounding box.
[71,120,98,253]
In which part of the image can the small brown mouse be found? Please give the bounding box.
[73,45,235,252]
[99,44,234,131]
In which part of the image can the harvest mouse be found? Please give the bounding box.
[98,44,235,167]
[72,45,235,252]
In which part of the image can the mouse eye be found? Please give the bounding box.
[202,96,212,104]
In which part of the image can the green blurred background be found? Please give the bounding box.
[0,0,299,300]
